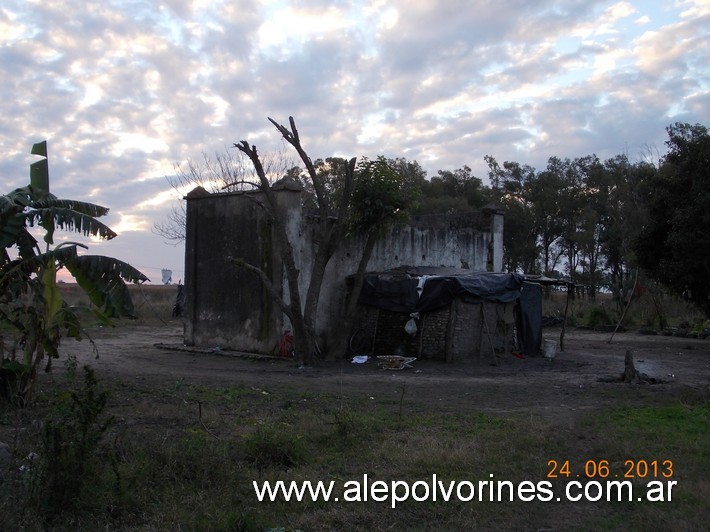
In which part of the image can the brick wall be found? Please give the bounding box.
[353,299,516,362]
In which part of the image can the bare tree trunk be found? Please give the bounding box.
[302,250,331,343]
[331,229,379,358]
[234,118,356,365]
[234,139,309,364]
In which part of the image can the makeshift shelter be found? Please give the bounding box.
[351,268,542,362]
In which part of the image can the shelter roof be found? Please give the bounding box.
[358,270,524,314]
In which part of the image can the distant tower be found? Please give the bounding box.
[161,269,172,285]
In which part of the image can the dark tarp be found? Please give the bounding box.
[517,281,542,357]
[359,272,524,314]
[357,276,420,313]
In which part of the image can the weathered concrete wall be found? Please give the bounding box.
[183,187,300,352]
[313,209,504,345]
[184,185,504,354]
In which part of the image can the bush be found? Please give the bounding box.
[34,366,114,517]
[586,306,615,327]
[243,423,307,470]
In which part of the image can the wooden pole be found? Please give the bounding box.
[608,269,638,344]
[559,282,572,352]
[481,303,498,366]
[445,302,457,362]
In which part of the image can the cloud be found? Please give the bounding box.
[1,0,708,281]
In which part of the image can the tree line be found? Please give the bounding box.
[392,122,709,314]
[158,121,709,323]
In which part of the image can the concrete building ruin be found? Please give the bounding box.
[182,181,506,357]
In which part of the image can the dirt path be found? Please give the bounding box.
[56,324,709,424]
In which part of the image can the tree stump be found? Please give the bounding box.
[623,350,638,382]
[622,350,654,384]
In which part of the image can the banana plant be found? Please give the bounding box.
[0,141,148,404]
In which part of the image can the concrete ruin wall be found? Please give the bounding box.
[311,210,504,346]
[183,186,504,354]
[183,187,300,352]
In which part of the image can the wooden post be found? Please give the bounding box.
[481,303,498,366]
[608,269,638,344]
[369,308,379,355]
[559,282,572,352]
[445,302,456,363]
[418,313,426,358]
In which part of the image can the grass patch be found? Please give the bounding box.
[1,372,708,530]
[244,422,308,470]
[542,289,706,331]
[59,283,180,326]
[591,402,709,454]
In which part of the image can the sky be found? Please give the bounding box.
[1,0,708,284]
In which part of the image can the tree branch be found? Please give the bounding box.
[221,180,260,191]
[233,141,279,217]
[268,117,329,219]
[228,257,293,322]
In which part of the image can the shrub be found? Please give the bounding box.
[243,423,307,470]
[586,306,615,327]
[34,366,114,516]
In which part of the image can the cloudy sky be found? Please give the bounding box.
[1,0,708,284]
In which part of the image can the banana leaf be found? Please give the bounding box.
[25,204,116,244]
[66,254,149,318]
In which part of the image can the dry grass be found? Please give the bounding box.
[541,288,706,330]
[60,283,179,326]
[1,374,707,531]
[0,286,706,530]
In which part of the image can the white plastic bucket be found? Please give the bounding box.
[543,339,557,359]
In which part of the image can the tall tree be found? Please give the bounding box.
[233,121,422,363]
[486,156,538,273]
[554,157,587,285]
[636,122,710,313]
[530,157,569,276]
[574,154,613,297]
[233,117,356,365]
[596,155,654,308]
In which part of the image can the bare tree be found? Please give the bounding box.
[233,117,356,365]
[153,147,298,243]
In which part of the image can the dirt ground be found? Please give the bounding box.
[56,323,710,423]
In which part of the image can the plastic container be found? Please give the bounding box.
[543,339,557,359]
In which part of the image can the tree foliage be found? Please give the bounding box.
[1,141,148,404]
[636,123,710,313]
[415,164,490,214]
[350,156,420,231]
